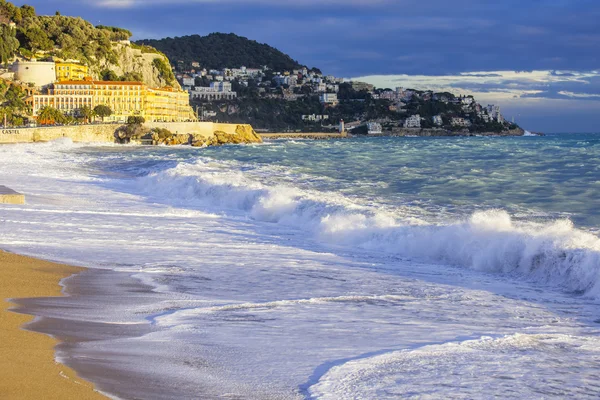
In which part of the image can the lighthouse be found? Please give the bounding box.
[339,119,345,134]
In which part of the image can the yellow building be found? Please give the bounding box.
[145,86,194,122]
[55,62,90,82]
[93,80,146,121]
[33,78,195,122]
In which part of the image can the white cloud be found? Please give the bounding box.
[351,70,600,103]
[558,91,600,99]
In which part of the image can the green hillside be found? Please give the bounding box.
[0,0,130,65]
[136,33,304,72]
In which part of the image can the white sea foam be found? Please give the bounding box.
[2,140,600,400]
[309,333,600,399]
[134,158,600,297]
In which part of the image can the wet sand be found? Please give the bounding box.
[0,250,108,399]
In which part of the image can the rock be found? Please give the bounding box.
[93,43,179,89]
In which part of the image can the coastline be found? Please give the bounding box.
[0,250,108,400]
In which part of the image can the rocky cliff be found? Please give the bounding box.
[92,43,180,89]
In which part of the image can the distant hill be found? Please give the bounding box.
[136,33,304,72]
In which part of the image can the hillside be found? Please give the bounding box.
[137,33,304,72]
[0,1,176,88]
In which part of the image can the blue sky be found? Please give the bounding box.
[13,0,600,132]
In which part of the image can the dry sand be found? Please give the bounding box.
[0,250,108,400]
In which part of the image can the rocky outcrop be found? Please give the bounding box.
[191,124,263,147]
[114,122,262,146]
[92,43,180,90]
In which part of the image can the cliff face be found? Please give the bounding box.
[92,43,181,90]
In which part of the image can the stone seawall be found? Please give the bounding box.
[0,122,263,146]
[0,124,118,144]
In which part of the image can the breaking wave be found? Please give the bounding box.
[133,158,600,298]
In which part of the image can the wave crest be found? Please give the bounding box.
[134,159,600,297]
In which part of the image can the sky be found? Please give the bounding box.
[13,0,600,132]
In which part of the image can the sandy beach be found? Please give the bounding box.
[0,250,108,400]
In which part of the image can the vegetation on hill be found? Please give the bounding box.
[137,33,304,72]
[0,0,124,65]
[0,0,180,90]
[0,79,30,125]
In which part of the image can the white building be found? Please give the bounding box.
[404,114,421,128]
[189,81,237,100]
[302,114,329,122]
[182,75,195,87]
[319,93,338,105]
[273,75,290,87]
[367,122,383,134]
[380,90,398,101]
[211,81,232,92]
[433,115,443,126]
[451,117,471,127]
[12,60,56,88]
[487,105,504,122]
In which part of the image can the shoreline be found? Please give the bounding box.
[0,250,108,400]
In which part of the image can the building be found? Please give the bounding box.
[380,90,398,101]
[32,78,194,122]
[351,81,375,92]
[451,117,471,127]
[367,122,383,134]
[145,86,193,122]
[461,96,474,105]
[319,93,338,105]
[302,114,329,122]
[55,62,89,82]
[182,75,195,87]
[189,81,237,100]
[12,60,56,88]
[487,104,504,122]
[433,115,443,126]
[404,114,421,128]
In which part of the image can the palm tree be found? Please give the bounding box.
[37,106,60,125]
[78,105,95,124]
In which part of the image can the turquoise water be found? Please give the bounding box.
[94,133,600,229]
[3,134,600,399]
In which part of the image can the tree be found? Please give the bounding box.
[20,4,36,19]
[77,105,95,123]
[0,24,19,67]
[37,106,63,125]
[100,69,119,81]
[127,115,145,125]
[93,105,112,122]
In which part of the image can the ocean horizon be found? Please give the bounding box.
[1,133,600,399]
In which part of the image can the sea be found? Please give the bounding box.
[1,133,600,399]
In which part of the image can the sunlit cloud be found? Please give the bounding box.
[352,70,600,103]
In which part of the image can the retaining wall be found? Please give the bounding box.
[0,124,118,144]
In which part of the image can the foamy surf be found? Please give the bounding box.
[133,157,600,298]
[1,134,599,400]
